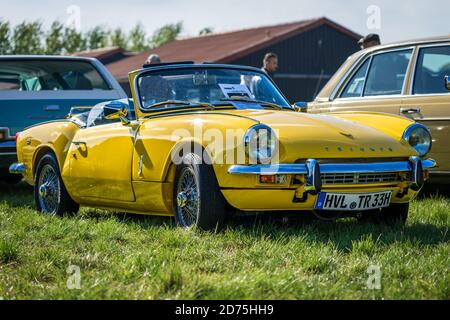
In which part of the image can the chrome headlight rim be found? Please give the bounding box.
[243,124,278,164]
[402,123,432,157]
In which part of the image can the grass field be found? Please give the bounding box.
[0,182,448,300]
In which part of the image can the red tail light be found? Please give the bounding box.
[15,132,20,141]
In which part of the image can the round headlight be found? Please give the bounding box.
[402,123,432,157]
[244,124,278,164]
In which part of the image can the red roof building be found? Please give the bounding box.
[76,17,361,101]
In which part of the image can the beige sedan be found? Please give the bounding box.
[308,36,450,183]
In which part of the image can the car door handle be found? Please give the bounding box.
[44,105,61,111]
[401,107,421,114]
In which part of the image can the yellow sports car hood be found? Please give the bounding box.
[223,109,415,162]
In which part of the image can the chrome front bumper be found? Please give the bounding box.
[228,157,436,192]
[228,158,436,175]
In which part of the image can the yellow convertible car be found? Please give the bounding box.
[10,63,436,230]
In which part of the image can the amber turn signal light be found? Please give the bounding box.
[259,175,286,184]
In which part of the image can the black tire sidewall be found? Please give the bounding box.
[34,153,79,216]
[173,153,226,230]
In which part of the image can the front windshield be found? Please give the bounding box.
[137,67,291,111]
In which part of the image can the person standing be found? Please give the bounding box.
[145,54,161,65]
[358,34,381,50]
[261,52,279,79]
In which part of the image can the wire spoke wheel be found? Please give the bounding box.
[173,153,226,231]
[37,164,61,215]
[176,167,200,227]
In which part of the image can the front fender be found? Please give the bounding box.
[17,121,79,185]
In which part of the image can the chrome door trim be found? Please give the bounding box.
[403,93,450,98]
[413,117,450,121]
[361,55,373,97]
[331,94,404,102]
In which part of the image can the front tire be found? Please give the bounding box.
[34,154,79,216]
[173,153,226,231]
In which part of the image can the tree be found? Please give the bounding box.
[110,28,128,49]
[0,20,187,55]
[0,20,11,54]
[63,27,87,54]
[199,27,213,36]
[149,22,183,48]
[11,21,43,54]
[45,21,64,54]
[129,23,147,52]
[87,26,109,50]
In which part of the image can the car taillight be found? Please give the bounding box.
[15,132,20,141]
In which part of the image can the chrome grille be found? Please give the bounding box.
[321,172,399,185]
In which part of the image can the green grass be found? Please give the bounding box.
[0,182,448,299]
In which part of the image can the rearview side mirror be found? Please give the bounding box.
[445,75,450,90]
[293,101,308,112]
[103,101,130,125]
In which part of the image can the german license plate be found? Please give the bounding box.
[314,191,392,211]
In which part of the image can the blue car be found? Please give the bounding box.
[0,56,127,183]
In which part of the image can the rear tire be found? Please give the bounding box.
[173,153,226,231]
[34,154,79,216]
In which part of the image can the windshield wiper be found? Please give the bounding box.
[220,98,285,110]
[142,100,215,110]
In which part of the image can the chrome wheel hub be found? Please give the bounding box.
[39,184,50,198]
[176,167,200,227]
[177,191,188,208]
